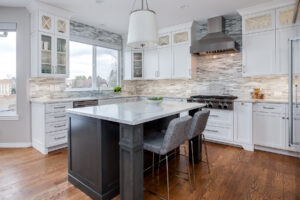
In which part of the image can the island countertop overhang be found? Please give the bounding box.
[66,101,206,126]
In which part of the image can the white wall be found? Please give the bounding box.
[0,7,31,147]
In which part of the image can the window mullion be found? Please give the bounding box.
[93,46,97,90]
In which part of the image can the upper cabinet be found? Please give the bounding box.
[243,10,275,34]
[124,22,194,80]
[27,0,72,78]
[239,2,300,77]
[276,5,300,29]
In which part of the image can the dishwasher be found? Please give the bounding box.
[73,99,98,108]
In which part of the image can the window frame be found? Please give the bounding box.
[66,40,120,91]
[0,23,18,119]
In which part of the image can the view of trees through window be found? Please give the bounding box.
[67,41,119,90]
[0,31,16,116]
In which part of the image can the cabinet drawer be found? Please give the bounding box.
[204,125,233,141]
[46,131,67,147]
[203,109,233,126]
[45,102,72,113]
[45,121,68,133]
[253,103,285,114]
[45,112,67,123]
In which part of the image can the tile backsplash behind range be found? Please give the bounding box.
[123,52,295,99]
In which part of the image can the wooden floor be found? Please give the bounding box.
[0,143,299,200]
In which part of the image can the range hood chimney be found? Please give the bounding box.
[190,16,239,55]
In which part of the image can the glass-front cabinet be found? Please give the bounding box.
[31,9,70,78]
[132,51,143,79]
[55,37,68,76]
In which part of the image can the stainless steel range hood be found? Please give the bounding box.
[190,16,239,54]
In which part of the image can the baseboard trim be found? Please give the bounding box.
[0,142,32,148]
[255,145,300,158]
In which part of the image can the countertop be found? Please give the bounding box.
[67,101,205,125]
[235,98,289,104]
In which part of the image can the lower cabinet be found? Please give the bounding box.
[32,101,72,154]
[253,103,286,150]
[234,102,253,150]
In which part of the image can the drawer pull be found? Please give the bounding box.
[54,115,66,118]
[210,115,219,117]
[54,136,66,140]
[263,106,275,110]
[54,124,66,128]
[206,129,218,133]
[54,106,66,109]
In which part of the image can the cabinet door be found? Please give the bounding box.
[55,36,69,77]
[39,11,54,33]
[172,30,190,45]
[276,4,300,29]
[234,102,252,145]
[172,44,191,78]
[158,47,172,79]
[158,33,171,47]
[144,48,158,79]
[39,32,54,76]
[253,112,285,149]
[55,17,69,37]
[243,10,275,34]
[276,26,300,75]
[242,30,275,76]
[123,51,132,80]
[132,51,143,79]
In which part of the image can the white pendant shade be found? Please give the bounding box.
[127,10,158,48]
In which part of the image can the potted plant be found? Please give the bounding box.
[113,86,122,93]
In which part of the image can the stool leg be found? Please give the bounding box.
[202,134,210,173]
[183,145,193,192]
[190,140,196,190]
[166,155,170,200]
[157,154,161,177]
[152,152,155,178]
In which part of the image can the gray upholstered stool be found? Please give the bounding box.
[188,110,210,189]
[144,115,193,200]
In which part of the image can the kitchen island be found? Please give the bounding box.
[67,101,205,200]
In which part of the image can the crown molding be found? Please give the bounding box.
[237,0,296,16]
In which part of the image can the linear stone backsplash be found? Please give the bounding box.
[29,20,123,100]
[123,53,298,100]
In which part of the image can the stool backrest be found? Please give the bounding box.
[188,110,210,140]
[160,116,192,155]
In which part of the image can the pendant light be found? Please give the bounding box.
[127,0,158,48]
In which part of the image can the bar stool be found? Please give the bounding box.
[143,116,193,200]
[188,110,210,188]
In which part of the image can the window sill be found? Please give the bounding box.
[0,113,19,121]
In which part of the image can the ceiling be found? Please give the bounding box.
[0,0,274,34]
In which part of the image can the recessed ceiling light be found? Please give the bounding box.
[179,4,189,9]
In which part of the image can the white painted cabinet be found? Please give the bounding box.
[234,102,253,150]
[242,10,276,34]
[276,26,300,75]
[30,8,70,78]
[157,47,172,79]
[173,44,191,78]
[242,30,275,76]
[144,48,159,79]
[276,5,300,29]
[123,50,132,80]
[253,103,286,149]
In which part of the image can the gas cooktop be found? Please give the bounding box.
[188,95,238,110]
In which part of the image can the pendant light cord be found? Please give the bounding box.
[131,0,149,12]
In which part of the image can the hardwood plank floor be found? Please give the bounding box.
[0,143,299,200]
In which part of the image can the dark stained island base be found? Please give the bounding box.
[67,101,205,200]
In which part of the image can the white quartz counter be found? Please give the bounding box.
[67,101,205,125]
[235,98,288,104]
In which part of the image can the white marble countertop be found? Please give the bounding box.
[235,98,288,104]
[67,101,205,125]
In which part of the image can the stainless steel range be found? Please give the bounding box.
[187,95,238,110]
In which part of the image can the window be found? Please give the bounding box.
[0,25,17,116]
[66,41,93,89]
[67,41,120,90]
[96,47,118,89]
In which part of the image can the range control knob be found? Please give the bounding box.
[218,103,223,109]
[208,102,213,108]
[223,103,229,109]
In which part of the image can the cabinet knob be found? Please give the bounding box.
[282,117,285,119]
